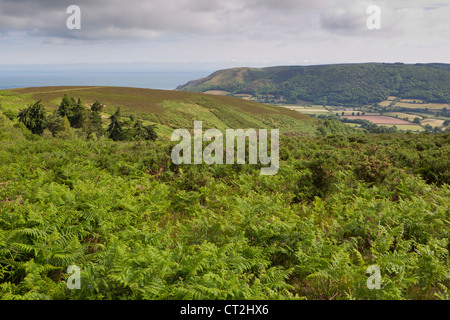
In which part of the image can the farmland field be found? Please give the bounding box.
[286,108,330,113]
[377,98,449,110]
[203,90,230,96]
[379,100,393,107]
[379,124,425,132]
[421,119,446,127]
[340,116,413,125]
[394,102,449,110]
[384,112,423,122]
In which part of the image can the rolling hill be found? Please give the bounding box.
[0,86,318,137]
[176,63,450,107]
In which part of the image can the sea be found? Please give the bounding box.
[0,70,211,91]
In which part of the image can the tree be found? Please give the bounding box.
[61,116,71,133]
[83,110,104,139]
[413,117,421,124]
[132,119,146,140]
[91,100,104,113]
[46,111,64,137]
[145,124,158,141]
[69,98,89,128]
[107,107,124,141]
[58,94,73,118]
[132,119,157,141]
[18,100,47,135]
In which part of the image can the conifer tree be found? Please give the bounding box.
[58,94,73,118]
[107,107,124,141]
[46,111,64,137]
[83,110,104,139]
[69,98,89,128]
[132,119,157,141]
[91,100,104,113]
[18,100,47,135]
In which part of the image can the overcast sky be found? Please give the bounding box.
[0,0,449,69]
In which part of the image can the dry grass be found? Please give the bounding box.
[421,119,446,127]
[376,99,449,110]
[203,90,230,96]
[384,112,422,121]
[283,106,330,113]
[394,102,449,110]
[380,124,425,132]
[379,100,393,107]
[401,99,424,103]
[341,115,413,125]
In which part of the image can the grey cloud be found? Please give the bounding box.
[0,0,332,42]
[0,0,448,45]
[246,0,326,11]
[320,8,367,33]
[0,0,230,40]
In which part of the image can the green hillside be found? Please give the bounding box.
[0,85,449,301]
[0,86,318,137]
[0,108,449,300]
[176,63,450,107]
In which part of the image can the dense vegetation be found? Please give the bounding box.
[13,94,157,142]
[177,63,450,107]
[0,109,448,300]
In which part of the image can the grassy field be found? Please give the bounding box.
[203,90,230,96]
[394,102,449,110]
[340,115,413,125]
[421,119,446,128]
[344,123,361,128]
[384,112,423,122]
[377,98,449,110]
[284,106,331,113]
[379,124,425,132]
[379,100,394,107]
